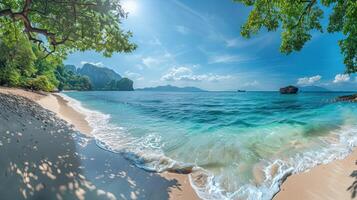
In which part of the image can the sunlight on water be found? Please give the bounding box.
[63,91,357,200]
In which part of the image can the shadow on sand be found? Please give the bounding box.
[0,94,181,200]
[347,161,357,199]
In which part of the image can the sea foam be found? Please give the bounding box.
[59,93,357,200]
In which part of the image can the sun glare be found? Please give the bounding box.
[122,0,138,15]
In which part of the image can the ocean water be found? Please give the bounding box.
[62,91,357,200]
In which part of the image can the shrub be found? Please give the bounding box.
[27,75,56,92]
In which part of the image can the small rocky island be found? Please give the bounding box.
[280,85,298,94]
[337,94,357,102]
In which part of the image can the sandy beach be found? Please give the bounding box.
[38,94,93,137]
[274,145,357,200]
[0,87,199,200]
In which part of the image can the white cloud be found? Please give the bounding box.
[142,53,172,68]
[333,74,350,83]
[224,34,275,49]
[175,25,190,35]
[171,0,210,25]
[297,75,322,85]
[125,71,143,80]
[208,54,251,64]
[201,74,232,82]
[80,61,104,67]
[161,66,231,82]
[161,67,192,81]
[142,57,161,68]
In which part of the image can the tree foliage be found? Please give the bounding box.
[0,37,35,86]
[235,0,357,73]
[0,0,136,58]
[0,0,136,92]
[0,37,59,91]
[27,75,55,91]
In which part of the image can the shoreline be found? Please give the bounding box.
[2,87,357,200]
[52,92,199,200]
[274,141,357,200]
[56,90,357,200]
[0,87,199,200]
[38,93,93,136]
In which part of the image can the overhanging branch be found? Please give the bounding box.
[0,0,72,57]
[292,0,317,29]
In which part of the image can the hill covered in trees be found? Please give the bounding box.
[55,65,92,91]
[64,64,134,91]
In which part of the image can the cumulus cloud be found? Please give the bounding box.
[80,61,104,67]
[161,66,231,82]
[333,74,350,83]
[161,67,194,81]
[297,75,322,85]
[125,71,143,80]
[175,25,190,35]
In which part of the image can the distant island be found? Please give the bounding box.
[280,85,299,94]
[299,86,330,92]
[136,85,206,92]
[59,63,134,91]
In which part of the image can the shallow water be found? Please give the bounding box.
[63,91,357,200]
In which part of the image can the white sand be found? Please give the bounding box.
[0,87,200,200]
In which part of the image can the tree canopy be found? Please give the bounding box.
[0,0,136,92]
[0,0,136,58]
[0,37,60,91]
[235,0,356,73]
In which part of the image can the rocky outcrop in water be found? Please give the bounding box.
[337,94,357,102]
[280,86,298,94]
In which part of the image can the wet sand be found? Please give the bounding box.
[38,94,92,136]
[0,87,199,200]
[274,147,357,200]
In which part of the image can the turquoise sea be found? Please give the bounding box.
[62,91,357,200]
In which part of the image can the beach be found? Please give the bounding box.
[274,143,357,200]
[0,87,199,200]
[2,87,357,200]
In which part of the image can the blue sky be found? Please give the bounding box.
[65,0,356,91]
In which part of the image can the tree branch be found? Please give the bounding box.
[0,9,13,17]
[0,0,71,56]
[292,0,316,29]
